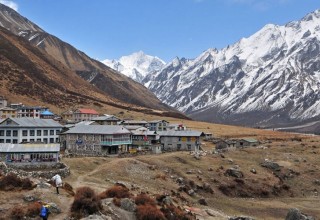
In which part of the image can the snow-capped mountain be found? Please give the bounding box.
[102,51,165,83]
[143,9,320,127]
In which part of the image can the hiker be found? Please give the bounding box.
[39,202,50,220]
[51,174,62,194]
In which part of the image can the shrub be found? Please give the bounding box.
[99,185,131,199]
[161,205,195,220]
[0,173,34,191]
[135,193,157,206]
[136,204,165,220]
[71,186,101,218]
[25,202,42,217]
[10,206,25,220]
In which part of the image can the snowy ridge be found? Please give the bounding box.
[102,51,165,83]
[143,9,320,127]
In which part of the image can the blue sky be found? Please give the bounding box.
[2,0,320,62]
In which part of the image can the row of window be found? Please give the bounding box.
[0,138,59,144]
[0,129,60,137]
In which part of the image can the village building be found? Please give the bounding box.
[73,108,99,122]
[61,110,74,122]
[17,106,49,118]
[40,110,55,119]
[9,103,24,109]
[92,115,121,125]
[0,107,17,119]
[158,130,202,151]
[167,124,187,131]
[0,118,62,164]
[236,138,259,148]
[148,120,169,131]
[130,127,160,150]
[63,125,131,156]
[0,96,7,108]
[201,132,213,141]
[121,120,149,127]
[215,140,237,150]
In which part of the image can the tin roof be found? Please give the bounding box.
[92,115,120,121]
[158,130,201,137]
[0,143,60,152]
[241,138,258,143]
[0,118,63,128]
[64,125,130,135]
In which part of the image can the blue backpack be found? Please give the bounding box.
[40,206,48,217]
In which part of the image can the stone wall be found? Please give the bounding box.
[0,162,70,179]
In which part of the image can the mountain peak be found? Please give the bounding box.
[102,51,166,83]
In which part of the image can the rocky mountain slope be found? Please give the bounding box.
[0,3,174,112]
[143,9,320,128]
[102,51,165,83]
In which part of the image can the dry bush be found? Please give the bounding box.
[10,206,25,220]
[135,193,157,206]
[0,173,34,191]
[161,205,195,220]
[136,204,165,220]
[99,185,131,199]
[25,202,42,217]
[71,186,102,218]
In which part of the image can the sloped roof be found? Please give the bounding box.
[64,125,130,135]
[241,138,258,143]
[158,130,201,137]
[0,107,17,111]
[131,130,157,136]
[40,110,54,116]
[0,118,63,128]
[0,143,60,152]
[92,115,120,121]
[77,108,99,114]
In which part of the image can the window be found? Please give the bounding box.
[44,130,48,136]
[50,138,54,143]
[13,130,18,137]
[37,130,42,136]
[50,130,54,135]
[187,144,192,150]
[12,139,18,144]
[43,138,48,144]
[187,137,191,142]
[6,130,11,136]
[30,139,35,142]
[6,139,11,143]
[177,144,181,150]
[37,138,41,142]
[56,138,59,143]
[0,130,4,136]
[56,130,60,135]
[22,139,27,143]
[0,139,4,143]
[30,130,35,136]
[178,137,181,141]
[22,130,28,136]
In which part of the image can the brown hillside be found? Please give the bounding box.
[0,26,188,119]
[0,3,174,112]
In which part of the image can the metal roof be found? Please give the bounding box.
[122,120,148,124]
[148,120,169,123]
[0,143,60,152]
[131,130,157,136]
[158,130,201,137]
[64,125,130,135]
[241,138,258,143]
[0,118,63,128]
[92,115,120,121]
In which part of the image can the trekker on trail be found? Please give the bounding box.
[39,202,50,220]
[51,174,62,194]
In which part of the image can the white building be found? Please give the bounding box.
[0,118,63,144]
[0,118,62,164]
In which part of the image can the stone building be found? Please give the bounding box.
[63,125,131,156]
[158,130,201,151]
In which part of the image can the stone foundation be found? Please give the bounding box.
[0,162,70,179]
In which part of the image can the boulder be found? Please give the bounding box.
[120,198,136,212]
[225,168,244,178]
[198,198,208,206]
[260,161,281,171]
[285,208,315,220]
